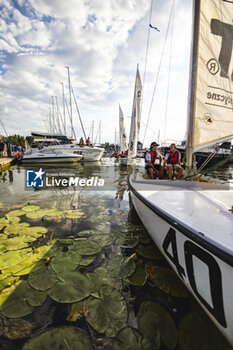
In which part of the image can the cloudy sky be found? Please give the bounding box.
[0,0,192,146]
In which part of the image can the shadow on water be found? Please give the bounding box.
[0,159,232,349]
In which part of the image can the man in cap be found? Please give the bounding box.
[145,142,163,179]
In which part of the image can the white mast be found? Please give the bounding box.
[65,66,74,138]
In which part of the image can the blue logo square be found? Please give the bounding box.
[26,169,45,188]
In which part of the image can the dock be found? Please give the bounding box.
[0,157,12,171]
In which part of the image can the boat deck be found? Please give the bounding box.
[129,174,233,255]
[0,157,12,171]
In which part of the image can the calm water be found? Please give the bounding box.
[0,158,232,350]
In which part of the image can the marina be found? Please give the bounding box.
[0,160,233,349]
[0,0,233,349]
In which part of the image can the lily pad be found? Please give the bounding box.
[22,205,41,212]
[128,263,147,286]
[48,271,91,303]
[136,244,163,260]
[137,301,177,349]
[71,240,101,255]
[26,210,47,219]
[146,265,189,298]
[0,280,21,307]
[6,210,25,217]
[1,297,34,319]
[4,222,30,235]
[23,326,94,350]
[0,275,20,292]
[0,249,32,269]
[85,285,128,337]
[80,256,96,266]
[66,301,85,322]
[65,210,85,219]
[87,267,121,297]
[107,255,136,279]
[110,326,143,350]
[51,249,81,274]
[179,311,232,350]
[29,265,58,291]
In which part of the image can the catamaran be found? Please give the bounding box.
[129,0,233,346]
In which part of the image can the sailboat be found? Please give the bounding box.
[129,0,233,346]
[119,65,142,165]
[118,105,128,155]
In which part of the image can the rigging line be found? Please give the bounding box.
[164,1,175,142]
[142,0,176,145]
[71,88,87,141]
[141,0,154,114]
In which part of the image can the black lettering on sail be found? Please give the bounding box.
[211,18,233,81]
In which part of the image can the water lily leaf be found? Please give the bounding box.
[66,301,85,322]
[43,209,64,217]
[4,222,30,235]
[0,245,6,254]
[110,327,143,350]
[6,210,25,217]
[80,256,96,266]
[22,205,41,212]
[2,254,44,276]
[179,311,232,350]
[3,236,30,250]
[29,265,58,291]
[85,285,128,337]
[107,255,136,279]
[78,230,114,248]
[51,249,81,274]
[26,210,47,219]
[48,271,91,303]
[71,240,101,255]
[0,280,21,306]
[0,316,33,339]
[1,297,34,318]
[22,326,94,350]
[146,265,189,298]
[128,263,147,286]
[35,242,61,259]
[87,267,121,297]
[137,301,177,349]
[0,275,20,291]
[0,249,32,269]
[136,244,163,260]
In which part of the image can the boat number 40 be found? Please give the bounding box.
[162,228,226,328]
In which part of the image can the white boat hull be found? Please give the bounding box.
[129,175,233,346]
[22,156,82,164]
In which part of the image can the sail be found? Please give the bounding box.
[188,0,233,152]
[128,66,142,159]
[119,105,128,152]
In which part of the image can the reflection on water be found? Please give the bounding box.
[0,159,232,349]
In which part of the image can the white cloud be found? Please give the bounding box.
[0,0,192,146]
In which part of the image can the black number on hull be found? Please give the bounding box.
[162,228,185,279]
[184,241,226,328]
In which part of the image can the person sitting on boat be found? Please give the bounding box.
[163,143,185,180]
[86,137,91,147]
[79,137,85,147]
[119,151,126,158]
[145,142,163,179]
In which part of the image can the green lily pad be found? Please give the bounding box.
[111,326,143,350]
[80,256,96,266]
[51,249,81,274]
[136,244,163,260]
[66,301,85,322]
[65,210,85,219]
[85,285,128,337]
[87,267,121,297]
[29,265,58,291]
[1,297,34,319]
[0,249,32,269]
[0,280,21,306]
[179,311,232,350]
[71,240,101,255]
[3,236,30,250]
[0,275,20,292]
[43,209,64,217]
[137,301,177,349]
[6,210,25,217]
[4,222,30,235]
[128,263,147,286]
[146,266,189,298]
[22,205,41,212]
[25,210,47,219]
[2,254,44,277]
[107,255,136,279]
[23,326,94,350]
[48,271,91,303]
